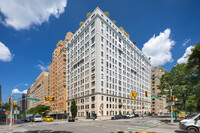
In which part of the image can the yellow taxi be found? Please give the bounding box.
[43,116,54,121]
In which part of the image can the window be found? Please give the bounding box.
[91,44,95,51]
[101,37,103,42]
[91,29,95,35]
[91,104,95,108]
[91,36,95,44]
[101,51,103,57]
[101,29,103,34]
[101,44,103,50]
[91,21,95,28]
[91,51,95,57]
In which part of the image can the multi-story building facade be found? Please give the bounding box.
[49,32,73,114]
[151,67,168,114]
[27,71,49,110]
[66,7,151,118]
[17,94,27,112]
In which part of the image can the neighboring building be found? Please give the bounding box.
[65,7,151,118]
[49,32,73,114]
[27,71,49,110]
[18,98,22,110]
[151,67,168,114]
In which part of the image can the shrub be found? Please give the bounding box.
[112,20,116,24]
[104,12,110,17]
[86,12,91,18]
[79,21,83,27]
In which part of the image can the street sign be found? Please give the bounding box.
[151,95,158,98]
[25,98,40,101]
[168,102,174,106]
[14,110,19,114]
[7,115,14,118]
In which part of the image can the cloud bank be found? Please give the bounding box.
[0,0,67,30]
[142,28,175,67]
[0,41,13,62]
[177,45,194,64]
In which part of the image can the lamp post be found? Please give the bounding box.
[165,82,174,123]
[10,84,28,127]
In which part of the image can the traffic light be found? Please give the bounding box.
[13,100,16,105]
[51,97,54,101]
[133,92,137,99]
[45,96,49,101]
[145,91,148,97]
[8,97,11,104]
[130,92,137,99]
[171,95,174,102]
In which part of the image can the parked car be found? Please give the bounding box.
[122,115,127,119]
[68,117,75,122]
[179,113,200,133]
[111,115,122,120]
[33,115,43,122]
[23,114,33,122]
[43,116,54,122]
[134,114,139,117]
[125,114,134,118]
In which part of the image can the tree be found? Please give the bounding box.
[70,99,77,118]
[86,12,91,18]
[119,26,124,31]
[79,21,83,27]
[112,20,116,24]
[26,105,51,116]
[104,12,109,17]
[119,111,122,116]
[158,64,194,111]
[187,42,200,110]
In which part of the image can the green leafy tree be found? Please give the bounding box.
[187,42,200,110]
[86,12,91,18]
[119,111,122,116]
[104,12,110,17]
[70,99,77,118]
[79,21,84,27]
[26,105,51,116]
[158,64,195,111]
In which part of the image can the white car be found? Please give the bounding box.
[126,114,135,118]
[33,115,43,122]
[179,113,200,133]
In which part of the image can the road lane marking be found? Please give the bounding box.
[102,126,106,128]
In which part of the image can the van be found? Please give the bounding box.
[179,113,200,133]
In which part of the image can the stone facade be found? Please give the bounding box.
[65,7,151,118]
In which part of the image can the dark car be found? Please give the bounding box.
[134,114,139,117]
[68,117,75,122]
[122,115,127,119]
[111,115,122,120]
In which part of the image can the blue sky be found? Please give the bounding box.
[0,0,199,103]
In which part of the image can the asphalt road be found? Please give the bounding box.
[0,117,185,133]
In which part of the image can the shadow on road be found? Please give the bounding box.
[174,130,187,133]
[13,130,73,133]
[160,120,180,123]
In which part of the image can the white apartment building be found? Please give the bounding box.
[66,7,151,118]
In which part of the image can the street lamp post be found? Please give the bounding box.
[165,82,174,123]
[10,84,28,127]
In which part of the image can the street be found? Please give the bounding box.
[0,117,185,133]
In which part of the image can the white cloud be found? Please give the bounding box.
[177,45,194,64]
[12,89,27,94]
[0,0,67,30]
[142,28,175,67]
[182,39,191,46]
[0,41,13,62]
[37,64,49,71]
